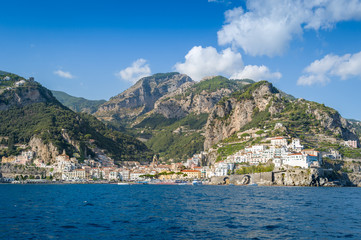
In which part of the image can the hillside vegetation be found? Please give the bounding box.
[0,71,153,164]
[52,90,106,114]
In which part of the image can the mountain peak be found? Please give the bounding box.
[95,72,193,123]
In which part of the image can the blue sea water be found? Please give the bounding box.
[1,185,361,240]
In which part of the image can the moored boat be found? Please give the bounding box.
[117,182,130,185]
[192,179,202,185]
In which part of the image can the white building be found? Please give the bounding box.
[214,162,234,176]
[270,137,288,147]
[21,150,34,160]
[15,80,26,86]
[283,153,319,169]
[109,170,121,181]
[129,171,145,181]
[288,138,303,151]
[272,157,283,168]
[345,140,358,148]
[62,169,87,181]
[245,145,267,153]
[120,170,130,181]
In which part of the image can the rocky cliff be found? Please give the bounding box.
[204,81,279,149]
[204,81,359,150]
[95,72,193,122]
[153,76,250,119]
[0,81,56,111]
[29,137,59,162]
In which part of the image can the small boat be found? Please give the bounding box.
[135,181,149,184]
[192,179,203,185]
[117,182,130,185]
[175,180,189,185]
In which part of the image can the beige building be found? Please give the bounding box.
[181,170,201,179]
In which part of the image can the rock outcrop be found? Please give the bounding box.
[29,137,59,163]
[153,77,251,119]
[204,82,278,149]
[154,88,234,119]
[203,81,359,150]
[95,72,193,122]
[0,83,55,111]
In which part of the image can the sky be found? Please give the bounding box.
[1,0,361,120]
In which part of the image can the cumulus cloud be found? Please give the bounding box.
[116,58,151,83]
[231,65,282,81]
[297,51,361,86]
[53,70,74,79]
[218,0,361,56]
[174,46,243,81]
[174,46,281,81]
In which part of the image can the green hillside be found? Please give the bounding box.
[0,73,153,164]
[51,90,106,114]
[132,113,208,161]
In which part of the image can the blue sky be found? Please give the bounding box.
[1,0,361,120]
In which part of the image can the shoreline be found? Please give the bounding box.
[1,181,354,187]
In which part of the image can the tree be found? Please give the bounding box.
[7,134,15,154]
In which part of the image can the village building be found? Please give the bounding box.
[270,137,288,147]
[181,170,201,179]
[345,140,358,148]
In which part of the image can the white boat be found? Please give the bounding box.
[192,180,202,185]
[117,182,130,185]
[175,180,189,185]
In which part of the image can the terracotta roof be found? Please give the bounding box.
[182,170,201,173]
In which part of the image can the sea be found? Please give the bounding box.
[1,184,361,240]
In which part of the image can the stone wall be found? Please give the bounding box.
[210,172,273,185]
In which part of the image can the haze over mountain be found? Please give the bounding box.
[51,90,106,114]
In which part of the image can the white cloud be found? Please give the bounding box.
[231,65,282,81]
[174,46,281,82]
[116,58,151,83]
[218,0,361,56]
[53,70,74,79]
[297,51,361,86]
[174,46,243,81]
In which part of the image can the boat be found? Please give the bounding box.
[175,180,189,185]
[135,181,149,184]
[192,179,203,185]
[117,182,130,185]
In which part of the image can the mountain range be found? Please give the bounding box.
[1,70,360,165]
[54,72,361,163]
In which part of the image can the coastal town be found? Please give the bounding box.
[1,133,359,184]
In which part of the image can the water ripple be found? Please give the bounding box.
[1,185,361,239]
